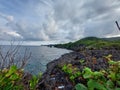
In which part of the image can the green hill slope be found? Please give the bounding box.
[54,37,120,51]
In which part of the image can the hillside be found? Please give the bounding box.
[54,37,120,51]
[38,37,120,90]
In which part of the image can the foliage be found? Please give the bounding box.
[30,73,42,90]
[0,65,23,90]
[0,65,41,90]
[82,67,107,90]
[62,64,81,82]
[61,55,120,90]
[75,83,88,90]
[87,79,106,90]
[0,45,41,89]
[54,37,120,50]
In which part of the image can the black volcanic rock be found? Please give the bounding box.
[37,50,120,90]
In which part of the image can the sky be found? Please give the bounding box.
[0,0,120,44]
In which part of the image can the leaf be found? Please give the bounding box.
[62,65,67,71]
[106,80,114,89]
[30,75,38,89]
[87,79,106,90]
[108,72,116,81]
[9,65,17,73]
[83,67,93,79]
[67,68,72,74]
[93,71,104,79]
[108,60,117,65]
[6,65,17,77]
[75,83,88,90]
[70,75,75,81]
[93,71,103,76]
[74,71,81,77]
[9,73,19,80]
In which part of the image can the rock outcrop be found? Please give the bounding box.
[37,50,120,90]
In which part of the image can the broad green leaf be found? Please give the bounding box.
[75,83,88,90]
[108,72,116,81]
[93,71,103,77]
[108,60,117,65]
[87,79,106,90]
[83,68,93,79]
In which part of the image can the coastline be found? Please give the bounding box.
[37,49,120,90]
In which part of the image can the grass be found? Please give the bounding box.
[54,37,120,50]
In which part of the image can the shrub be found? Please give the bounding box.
[0,65,24,90]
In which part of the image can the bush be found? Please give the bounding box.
[0,44,41,90]
[0,65,24,89]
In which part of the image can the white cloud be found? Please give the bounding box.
[39,30,49,41]
[51,0,120,40]
[6,31,22,38]
[0,27,23,40]
[0,0,120,43]
[0,13,14,22]
[106,34,120,38]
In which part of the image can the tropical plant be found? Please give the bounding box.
[62,64,81,82]
[0,65,24,90]
[30,73,42,90]
[75,55,120,90]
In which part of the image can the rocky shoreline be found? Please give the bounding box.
[37,49,120,90]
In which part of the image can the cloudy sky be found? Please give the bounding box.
[0,0,120,44]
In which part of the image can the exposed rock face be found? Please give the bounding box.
[37,50,120,90]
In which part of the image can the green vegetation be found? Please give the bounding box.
[61,55,120,90]
[54,37,120,50]
[30,73,42,90]
[0,45,41,90]
[1,37,120,89]
[62,64,81,82]
[0,65,41,90]
[0,65,23,90]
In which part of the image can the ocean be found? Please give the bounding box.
[0,45,71,75]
